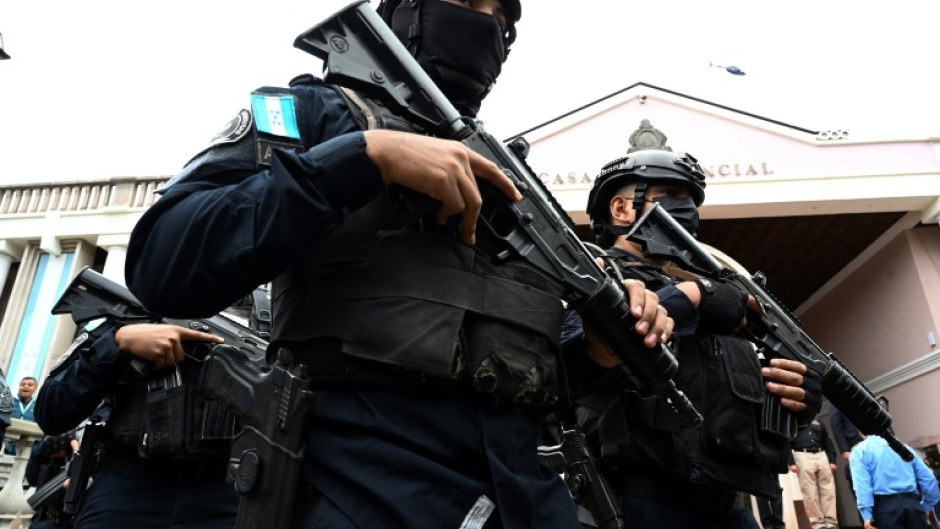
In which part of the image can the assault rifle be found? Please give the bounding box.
[538,423,624,529]
[293,0,702,427]
[625,203,913,461]
[63,418,106,513]
[27,470,68,512]
[52,266,268,371]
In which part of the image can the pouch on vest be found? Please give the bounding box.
[111,360,234,459]
[671,335,789,499]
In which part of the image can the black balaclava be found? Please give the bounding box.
[650,195,700,237]
[391,0,506,116]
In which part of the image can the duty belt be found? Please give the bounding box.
[793,447,824,453]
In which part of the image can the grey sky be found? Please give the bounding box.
[2,1,937,185]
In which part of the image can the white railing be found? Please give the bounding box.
[0,419,45,529]
[0,177,169,216]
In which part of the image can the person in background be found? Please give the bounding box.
[13,376,38,421]
[789,413,839,529]
[850,397,940,529]
[0,370,13,444]
[5,375,39,454]
[25,430,80,529]
[830,404,865,497]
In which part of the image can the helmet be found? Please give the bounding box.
[586,149,707,225]
[377,0,521,47]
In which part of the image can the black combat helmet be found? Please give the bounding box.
[587,149,707,245]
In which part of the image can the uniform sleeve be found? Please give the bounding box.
[829,408,851,453]
[913,451,940,511]
[126,85,384,317]
[34,328,130,435]
[823,428,838,464]
[850,445,875,521]
[656,284,698,336]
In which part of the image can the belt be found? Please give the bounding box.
[793,447,824,453]
[875,492,920,501]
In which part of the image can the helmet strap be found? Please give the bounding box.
[632,183,648,215]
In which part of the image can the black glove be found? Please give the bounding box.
[795,367,823,427]
[694,278,748,335]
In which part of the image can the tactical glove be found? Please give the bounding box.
[694,278,748,335]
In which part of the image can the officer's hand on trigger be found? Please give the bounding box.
[584,278,675,368]
[114,324,223,371]
[364,129,521,246]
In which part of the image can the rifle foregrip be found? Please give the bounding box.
[821,359,912,461]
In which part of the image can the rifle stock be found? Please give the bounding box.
[52,267,268,372]
[294,0,702,427]
[626,204,913,461]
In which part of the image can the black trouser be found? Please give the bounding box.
[873,493,929,529]
[756,487,786,529]
[614,472,760,529]
[74,451,237,529]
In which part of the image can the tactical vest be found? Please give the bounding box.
[586,252,789,499]
[109,357,235,459]
[107,303,268,459]
[272,85,567,408]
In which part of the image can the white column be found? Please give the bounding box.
[97,234,131,286]
[0,240,24,292]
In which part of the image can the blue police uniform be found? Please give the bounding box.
[34,326,238,529]
[126,78,580,529]
[850,435,940,529]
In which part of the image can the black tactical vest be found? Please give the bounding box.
[106,299,269,459]
[272,86,567,408]
[586,251,789,499]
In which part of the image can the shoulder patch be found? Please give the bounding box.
[50,332,90,375]
[251,93,301,139]
[209,109,253,147]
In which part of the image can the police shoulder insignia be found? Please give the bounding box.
[209,109,254,147]
[250,92,301,139]
[50,332,90,375]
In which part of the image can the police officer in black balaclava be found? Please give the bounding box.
[124,1,674,528]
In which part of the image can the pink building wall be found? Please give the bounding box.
[801,226,940,442]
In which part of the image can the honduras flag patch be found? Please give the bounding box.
[251,93,301,139]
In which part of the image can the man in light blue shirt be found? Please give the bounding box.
[851,433,940,529]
